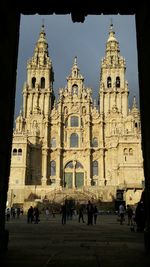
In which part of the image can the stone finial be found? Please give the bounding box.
[132,95,137,109]
[74,56,77,65]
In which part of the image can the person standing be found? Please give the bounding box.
[93,205,98,224]
[61,203,67,225]
[118,203,125,225]
[87,200,94,225]
[34,207,40,224]
[78,204,85,223]
[126,205,133,226]
[27,206,34,223]
[6,208,10,221]
[45,207,50,220]
[135,201,145,232]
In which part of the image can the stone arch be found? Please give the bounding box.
[64,160,85,189]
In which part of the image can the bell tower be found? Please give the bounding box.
[99,24,129,117]
[23,24,54,118]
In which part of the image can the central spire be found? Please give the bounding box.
[107,23,117,42]
[28,23,52,68]
[107,23,117,43]
[71,56,80,78]
[105,23,120,56]
[37,24,47,45]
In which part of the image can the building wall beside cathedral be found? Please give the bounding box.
[8,24,144,207]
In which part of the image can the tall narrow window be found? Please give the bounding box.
[107,77,111,88]
[93,161,98,176]
[32,77,36,88]
[70,133,79,147]
[18,148,22,156]
[13,148,17,156]
[92,137,98,147]
[129,148,133,155]
[51,138,56,148]
[123,148,128,155]
[71,116,79,127]
[41,77,45,88]
[50,161,56,176]
[116,76,120,88]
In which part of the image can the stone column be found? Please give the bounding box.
[56,150,61,187]
[23,91,27,118]
[86,151,91,186]
[41,119,49,186]
[41,148,48,186]
[99,149,105,185]
[99,115,105,185]
[72,160,76,188]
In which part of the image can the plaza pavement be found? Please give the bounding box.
[1,213,150,267]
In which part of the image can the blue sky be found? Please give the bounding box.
[15,14,139,118]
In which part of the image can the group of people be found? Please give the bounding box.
[27,206,40,224]
[6,196,146,232]
[61,200,98,225]
[118,201,146,232]
[6,206,23,221]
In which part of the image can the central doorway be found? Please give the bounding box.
[64,161,84,188]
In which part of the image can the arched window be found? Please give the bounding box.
[41,77,45,88]
[32,77,36,88]
[129,148,133,155]
[93,161,98,176]
[76,161,83,168]
[50,161,56,176]
[18,148,22,156]
[71,116,79,127]
[13,148,17,156]
[70,133,79,147]
[65,161,73,168]
[72,84,78,95]
[107,77,111,88]
[116,76,120,88]
[123,148,128,155]
[51,138,56,148]
[64,106,68,115]
[92,137,98,147]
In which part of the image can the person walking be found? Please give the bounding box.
[93,205,98,224]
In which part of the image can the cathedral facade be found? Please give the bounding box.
[8,24,144,206]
